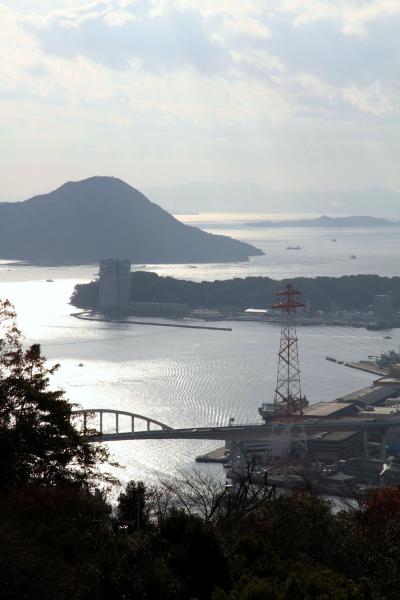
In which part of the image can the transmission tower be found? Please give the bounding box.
[272,284,308,419]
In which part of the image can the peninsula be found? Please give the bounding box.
[71,271,400,315]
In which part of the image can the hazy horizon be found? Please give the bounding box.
[2,176,400,217]
[3,177,400,203]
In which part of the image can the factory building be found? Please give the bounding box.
[374,363,400,389]
[337,384,399,408]
[303,401,358,420]
[310,431,364,461]
[98,260,189,317]
[99,259,131,310]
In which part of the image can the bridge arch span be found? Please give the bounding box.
[72,409,173,436]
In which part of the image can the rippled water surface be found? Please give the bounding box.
[1,266,400,483]
[1,214,399,482]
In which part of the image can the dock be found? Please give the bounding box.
[196,446,226,463]
[72,311,232,332]
[344,361,386,376]
[325,356,386,376]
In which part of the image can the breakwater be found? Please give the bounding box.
[71,311,232,332]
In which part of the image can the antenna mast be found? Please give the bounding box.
[272,284,308,419]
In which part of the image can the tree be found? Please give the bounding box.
[0,299,108,490]
[117,480,150,531]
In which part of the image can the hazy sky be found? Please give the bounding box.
[1,0,399,199]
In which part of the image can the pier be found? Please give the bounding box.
[72,311,232,332]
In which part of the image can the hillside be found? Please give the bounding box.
[0,177,262,264]
[246,215,397,228]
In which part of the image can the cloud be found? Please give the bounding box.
[27,3,230,73]
[342,82,398,115]
[0,0,399,198]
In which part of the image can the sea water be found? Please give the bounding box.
[0,216,399,483]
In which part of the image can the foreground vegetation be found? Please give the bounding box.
[71,271,400,313]
[2,298,400,599]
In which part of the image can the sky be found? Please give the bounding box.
[1,0,399,199]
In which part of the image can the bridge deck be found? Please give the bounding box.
[86,417,400,442]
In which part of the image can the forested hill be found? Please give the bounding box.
[0,177,262,264]
[71,272,400,312]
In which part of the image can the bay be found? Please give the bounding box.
[0,213,399,483]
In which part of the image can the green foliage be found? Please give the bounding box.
[0,486,114,599]
[117,480,149,531]
[3,300,400,599]
[0,299,108,490]
[71,271,400,312]
[157,509,231,599]
[212,575,282,600]
[212,566,365,600]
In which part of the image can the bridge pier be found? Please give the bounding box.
[380,428,387,461]
[363,430,369,458]
[100,411,103,435]
[116,413,119,434]
[131,416,135,433]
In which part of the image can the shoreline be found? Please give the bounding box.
[71,307,400,333]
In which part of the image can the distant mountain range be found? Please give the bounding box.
[144,183,400,217]
[246,215,398,228]
[0,177,262,264]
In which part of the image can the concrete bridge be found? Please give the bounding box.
[72,408,173,438]
[72,409,400,443]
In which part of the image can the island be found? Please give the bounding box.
[246,215,398,228]
[0,177,263,264]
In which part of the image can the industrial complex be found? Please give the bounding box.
[224,285,400,493]
[99,258,189,317]
[91,260,400,495]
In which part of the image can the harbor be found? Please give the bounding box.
[221,288,400,496]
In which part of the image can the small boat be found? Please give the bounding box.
[78,363,84,367]
[383,336,392,339]
[286,245,301,250]
[46,279,54,282]
[331,238,336,242]
[349,255,356,259]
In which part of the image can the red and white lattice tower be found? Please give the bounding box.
[272,284,308,419]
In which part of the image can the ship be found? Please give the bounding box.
[259,395,309,422]
[286,245,301,250]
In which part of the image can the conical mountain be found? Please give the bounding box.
[0,177,263,264]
